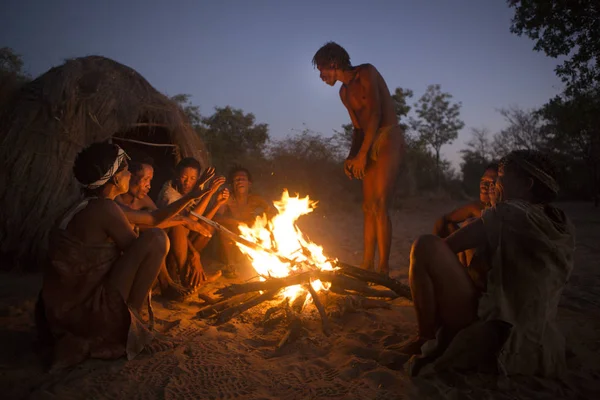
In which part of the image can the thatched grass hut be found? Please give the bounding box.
[0,56,209,269]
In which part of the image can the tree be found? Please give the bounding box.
[0,47,26,76]
[539,88,600,204]
[508,0,600,93]
[410,84,464,185]
[202,106,270,168]
[460,128,494,196]
[0,47,30,112]
[170,94,202,127]
[491,106,547,158]
[391,87,414,130]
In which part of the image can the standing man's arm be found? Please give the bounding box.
[344,66,381,180]
[341,86,364,179]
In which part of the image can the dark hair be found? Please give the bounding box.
[485,161,499,173]
[174,157,202,177]
[73,142,123,187]
[228,165,252,184]
[501,150,558,203]
[312,42,351,69]
[129,156,154,176]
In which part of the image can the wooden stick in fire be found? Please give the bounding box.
[190,212,296,266]
[192,212,412,301]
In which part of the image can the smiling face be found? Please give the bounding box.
[177,166,199,195]
[129,164,153,199]
[479,168,498,204]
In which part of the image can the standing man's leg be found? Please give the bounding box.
[360,176,377,271]
[367,128,403,275]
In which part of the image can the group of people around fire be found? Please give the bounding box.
[36,42,575,379]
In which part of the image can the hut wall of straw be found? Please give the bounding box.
[0,56,209,269]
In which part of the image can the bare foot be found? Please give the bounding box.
[204,270,222,282]
[387,335,430,356]
[160,282,193,301]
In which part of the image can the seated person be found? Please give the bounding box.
[116,158,215,299]
[157,157,227,289]
[394,150,575,378]
[35,143,210,369]
[215,165,277,278]
[433,162,498,237]
[433,162,498,266]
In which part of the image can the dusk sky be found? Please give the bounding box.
[2,0,563,169]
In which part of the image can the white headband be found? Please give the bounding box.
[85,147,130,189]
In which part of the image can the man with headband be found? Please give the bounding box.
[36,142,215,370]
[389,150,574,379]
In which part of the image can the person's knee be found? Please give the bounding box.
[363,197,389,215]
[411,234,443,261]
[143,228,169,255]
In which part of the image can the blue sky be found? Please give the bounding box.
[1,0,562,169]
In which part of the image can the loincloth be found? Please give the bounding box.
[369,125,403,161]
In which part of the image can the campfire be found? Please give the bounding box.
[195,190,412,345]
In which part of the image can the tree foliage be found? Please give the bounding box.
[460,127,494,196]
[491,106,547,158]
[508,0,600,93]
[410,84,464,184]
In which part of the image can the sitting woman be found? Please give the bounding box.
[158,157,227,289]
[36,143,211,370]
[395,150,575,378]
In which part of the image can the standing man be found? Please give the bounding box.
[312,41,405,276]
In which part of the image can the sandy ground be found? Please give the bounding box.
[1,199,600,399]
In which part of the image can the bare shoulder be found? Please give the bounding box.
[357,63,378,78]
[93,198,128,219]
[141,195,158,210]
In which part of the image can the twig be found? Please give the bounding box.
[305,283,331,336]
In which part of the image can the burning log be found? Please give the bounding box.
[191,190,414,346]
[336,261,412,300]
[214,290,280,325]
[195,292,255,318]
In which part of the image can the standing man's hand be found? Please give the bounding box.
[344,159,354,179]
[346,155,367,180]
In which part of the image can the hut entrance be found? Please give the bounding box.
[113,124,180,202]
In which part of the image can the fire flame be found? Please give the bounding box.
[236,190,336,302]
